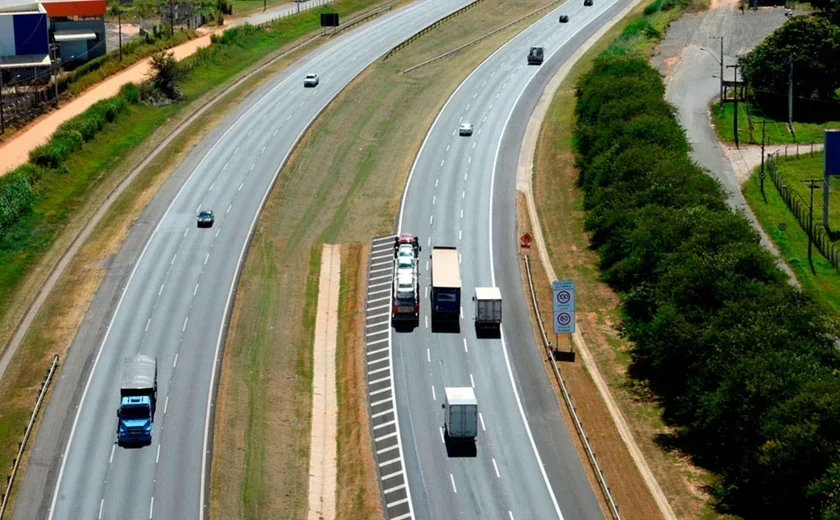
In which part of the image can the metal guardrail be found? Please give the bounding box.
[402,0,564,73]
[329,3,395,36]
[381,0,487,61]
[767,151,840,270]
[523,255,621,520]
[0,354,59,519]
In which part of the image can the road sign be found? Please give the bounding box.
[520,233,532,249]
[552,280,575,334]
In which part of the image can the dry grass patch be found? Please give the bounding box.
[336,242,382,519]
[531,4,725,517]
[210,0,557,517]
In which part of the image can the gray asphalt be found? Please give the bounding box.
[12,2,475,519]
[658,3,790,271]
[393,0,634,518]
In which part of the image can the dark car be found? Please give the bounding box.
[527,46,544,65]
[559,14,569,22]
[197,210,215,228]
[584,0,593,5]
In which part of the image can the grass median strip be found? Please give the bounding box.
[209,1,556,517]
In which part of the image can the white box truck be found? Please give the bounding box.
[444,387,478,440]
[473,287,502,332]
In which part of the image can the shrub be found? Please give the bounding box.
[0,164,40,235]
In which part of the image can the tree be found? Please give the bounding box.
[148,50,182,100]
[740,16,840,117]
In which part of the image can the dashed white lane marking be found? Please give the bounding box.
[450,474,457,493]
[204,253,210,265]
[432,195,436,205]
[463,338,468,352]
[459,253,462,263]
[238,182,244,192]
[462,190,465,199]
[182,317,189,332]
[479,412,486,432]
[109,445,115,464]
[435,179,439,188]
[446,144,450,152]
[170,253,177,265]
[273,129,279,136]
[260,146,266,155]
[223,161,229,171]
[478,128,482,135]
[470,374,475,388]
[459,116,463,123]
[194,283,200,296]
[482,80,487,86]
[149,496,154,519]
[164,395,169,414]
[425,315,429,329]
[209,182,216,192]
[468,156,472,164]
[158,284,165,296]
[183,228,189,238]
[431,386,436,401]
[493,458,500,478]
[286,113,292,121]
[250,163,255,172]
[509,512,515,520]
[427,348,430,363]
[464,172,468,181]
[429,215,434,225]
[427,237,431,246]
[156,444,160,464]
[426,260,429,271]
[473,141,477,149]
[173,353,179,368]
[473,92,478,98]
[145,318,151,332]
[440,159,445,167]
[459,230,462,240]
[226,204,232,214]
[439,427,445,444]
[466,103,471,111]
[215,228,221,238]
[98,499,104,519]
[460,210,463,219]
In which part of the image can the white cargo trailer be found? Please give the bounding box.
[444,387,478,440]
[473,286,502,331]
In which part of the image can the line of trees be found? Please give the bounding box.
[574,55,840,518]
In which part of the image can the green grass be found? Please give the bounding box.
[712,100,840,145]
[744,165,840,315]
[768,152,840,229]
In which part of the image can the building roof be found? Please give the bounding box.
[41,0,106,17]
[0,53,50,68]
[0,1,45,14]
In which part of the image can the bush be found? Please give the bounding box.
[573,54,840,518]
[644,0,662,15]
[0,164,40,235]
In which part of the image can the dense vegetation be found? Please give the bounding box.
[574,55,840,518]
[739,15,840,121]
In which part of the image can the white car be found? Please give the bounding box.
[459,123,473,136]
[304,73,319,87]
[397,244,415,270]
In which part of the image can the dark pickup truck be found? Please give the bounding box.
[527,46,544,65]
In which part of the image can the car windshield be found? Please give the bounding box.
[306,74,316,79]
[121,405,150,420]
[199,211,211,218]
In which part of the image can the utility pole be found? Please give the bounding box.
[760,119,766,196]
[170,0,175,35]
[788,56,794,139]
[0,69,5,134]
[803,179,824,274]
[710,36,723,108]
[118,6,122,61]
[50,43,59,108]
[727,63,740,148]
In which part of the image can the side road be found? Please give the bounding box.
[0,0,332,176]
[654,0,796,281]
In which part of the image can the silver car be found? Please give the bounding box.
[304,73,319,88]
[459,123,473,136]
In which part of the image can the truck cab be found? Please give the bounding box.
[117,354,157,445]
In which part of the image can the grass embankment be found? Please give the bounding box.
[209,0,558,517]
[743,152,840,315]
[0,0,390,511]
[532,0,730,518]
[711,100,840,145]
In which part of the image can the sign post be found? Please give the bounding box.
[552,280,575,352]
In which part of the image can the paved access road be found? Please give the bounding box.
[392,0,635,518]
[12,2,475,519]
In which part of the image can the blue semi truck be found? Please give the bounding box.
[117,354,157,445]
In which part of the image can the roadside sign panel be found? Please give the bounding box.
[552,280,575,334]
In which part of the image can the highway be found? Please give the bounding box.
[12,1,475,519]
[393,0,634,518]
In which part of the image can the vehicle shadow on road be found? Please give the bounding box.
[443,433,477,458]
[431,321,460,334]
[392,320,419,333]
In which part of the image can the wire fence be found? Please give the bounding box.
[382,0,487,61]
[523,254,621,520]
[0,355,59,520]
[766,151,840,269]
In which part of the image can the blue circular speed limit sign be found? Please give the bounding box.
[556,290,571,305]
[557,312,572,326]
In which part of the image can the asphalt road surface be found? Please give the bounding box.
[393,0,634,518]
[12,1,475,519]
